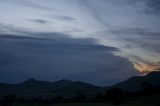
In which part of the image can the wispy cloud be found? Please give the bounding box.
[53,16,76,21]
[1,0,54,11]
[78,0,110,27]
[28,19,50,24]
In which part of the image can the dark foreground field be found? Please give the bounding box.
[10,103,148,106]
[10,102,159,106]
[7,96,160,106]
[0,95,160,106]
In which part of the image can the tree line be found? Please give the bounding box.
[0,82,160,106]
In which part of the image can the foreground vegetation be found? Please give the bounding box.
[1,83,160,106]
[1,95,160,106]
[9,97,160,106]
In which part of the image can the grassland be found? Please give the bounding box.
[12,99,158,106]
[1,96,159,106]
[11,102,154,106]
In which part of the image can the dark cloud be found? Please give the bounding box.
[29,19,50,24]
[0,33,138,86]
[54,16,76,21]
[66,58,137,86]
[128,0,160,14]
[144,0,160,13]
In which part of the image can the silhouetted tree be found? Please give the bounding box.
[53,95,65,103]
[106,87,125,105]
[141,82,153,95]
[40,99,53,106]
[141,82,153,105]
[0,95,16,106]
[74,91,87,102]
[93,93,105,102]
[17,97,24,103]
[154,101,160,106]
[32,96,41,103]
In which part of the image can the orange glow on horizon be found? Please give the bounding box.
[134,62,160,74]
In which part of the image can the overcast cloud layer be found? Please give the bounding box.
[0,33,138,86]
[0,0,159,85]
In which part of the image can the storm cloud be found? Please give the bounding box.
[0,33,138,86]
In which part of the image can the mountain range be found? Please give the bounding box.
[0,79,103,96]
[114,71,160,91]
[0,71,160,96]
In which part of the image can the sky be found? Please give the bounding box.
[0,0,159,86]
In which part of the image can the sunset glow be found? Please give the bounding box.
[134,62,160,74]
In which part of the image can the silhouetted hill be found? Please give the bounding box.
[0,79,103,96]
[0,71,160,96]
[113,71,160,91]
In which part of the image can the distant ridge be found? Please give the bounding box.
[0,79,103,96]
[113,71,160,91]
[0,71,160,95]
